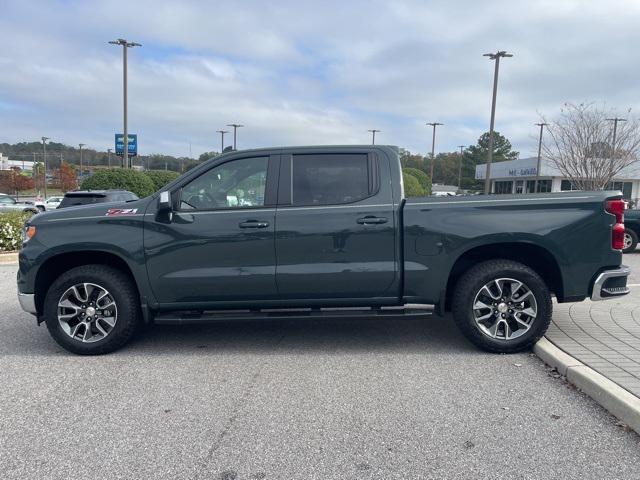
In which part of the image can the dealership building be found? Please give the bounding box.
[475,156,640,202]
[0,153,35,172]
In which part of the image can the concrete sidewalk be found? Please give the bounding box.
[538,285,640,432]
[547,290,640,397]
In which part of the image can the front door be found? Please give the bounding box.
[274,151,398,300]
[144,155,279,306]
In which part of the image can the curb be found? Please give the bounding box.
[0,252,18,265]
[534,337,640,434]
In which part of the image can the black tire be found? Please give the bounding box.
[451,259,552,353]
[36,206,45,212]
[623,228,638,253]
[24,208,38,214]
[44,265,140,355]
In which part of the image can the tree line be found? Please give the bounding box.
[0,142,218,173]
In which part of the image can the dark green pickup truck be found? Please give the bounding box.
[17,145,630,355]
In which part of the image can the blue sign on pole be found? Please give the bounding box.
[115,134,138,156]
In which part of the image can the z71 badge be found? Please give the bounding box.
[105,208,138,216]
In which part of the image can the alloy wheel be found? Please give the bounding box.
[472,278,537,341]
[57,283,118,343]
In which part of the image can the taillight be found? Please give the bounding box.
[606,199,627,250]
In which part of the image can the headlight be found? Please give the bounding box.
[23,225,37,244]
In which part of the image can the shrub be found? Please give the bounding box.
[402,170,427,197]
[403,167,432,195]
[144,170,180,191]
[81,169,156,198]
[0,211,33,252]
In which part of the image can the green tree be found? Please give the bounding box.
[399,149,427,172]
[467,131,518,164]
[198,151,219,162]
[431,153,463,186]
[403,168,432,195]
[463,131,518,190]
[81,169,156,197]
[402,170,427,197]
[144,170,180,191]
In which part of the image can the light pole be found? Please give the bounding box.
[458,145,466,190]
[217,130,229,152]
[368,129,381,145]
[426,122,443,180]
[79,143,85,176]
[41,137,49,199]
[107,148,112,168]
[226,124,244,150]
[534,123,548,193]
[109,38,141,169]
[606,117,627,170]
[482,50,513,194]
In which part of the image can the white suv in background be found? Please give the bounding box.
[35,196,64,211]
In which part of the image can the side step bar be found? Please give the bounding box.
[153,305,434,325]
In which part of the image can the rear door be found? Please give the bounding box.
[274,150,398,300]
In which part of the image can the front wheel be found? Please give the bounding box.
[44,265,140,355]
[452,260,552,353]
[623,228,638,253]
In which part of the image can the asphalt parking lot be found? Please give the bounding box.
[1,263,640,480]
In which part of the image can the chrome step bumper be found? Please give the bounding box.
[17,292,37,315]
[591,265,631,301]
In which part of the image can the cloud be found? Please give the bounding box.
[1,0,639,157]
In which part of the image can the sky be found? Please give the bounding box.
[1,0,639,158]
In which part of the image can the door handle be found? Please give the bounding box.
[239,220,269,229]
[357,216,388,225]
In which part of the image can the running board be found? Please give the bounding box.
[153,305,434,325]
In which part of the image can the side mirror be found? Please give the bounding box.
[158,191,172,212]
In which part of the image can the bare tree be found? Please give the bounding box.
[541,103,640,191]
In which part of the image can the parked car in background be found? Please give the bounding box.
[17,145,630,355]
[57,190,139,209]
[623,208,640,253]
[35,196,64,212]
[0,194,39,214]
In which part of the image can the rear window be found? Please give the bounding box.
[292,154,372,206]
[59,194,107,208]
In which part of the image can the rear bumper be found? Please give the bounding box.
[17,292,37,315]
[591,265,631,301]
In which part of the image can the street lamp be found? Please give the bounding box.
[606,117,627,168]
[368,129,381,145]
[41,137,49,199]
[226,124,244,150]
[426,122,443,179]
[482,50,513,194]
[216,130,229,152]
[107,148,112,168]
[79,143,85,176]
[458,145,466,189]
[109,38,141,169]
[534,123,548,192]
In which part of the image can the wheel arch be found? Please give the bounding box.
[34,250,140,316]
[444,242,564,311]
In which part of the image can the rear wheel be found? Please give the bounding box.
[44,265,140,355]
[623,228,638,253]
[452,260,552,353]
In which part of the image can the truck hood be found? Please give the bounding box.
[29,196,153,225]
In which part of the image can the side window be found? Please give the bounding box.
[0,197,15,204]
[292,154,371,206]
[180,157,268,210]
